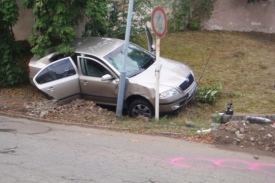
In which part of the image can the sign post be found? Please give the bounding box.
[151,7,167,120]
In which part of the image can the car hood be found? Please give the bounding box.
[128,57,193,93]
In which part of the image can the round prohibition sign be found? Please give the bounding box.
[151,6,167,38]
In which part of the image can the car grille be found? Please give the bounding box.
[179,74,194,91]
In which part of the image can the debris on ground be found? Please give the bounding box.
[24,99,116,125]
[212,120,275,153]
[197,128,212,134]
[246,116,275,124]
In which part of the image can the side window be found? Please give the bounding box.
[80,58,110,77]
[35,68,55,84]
[50,53,79,68]
[36,58,76,84]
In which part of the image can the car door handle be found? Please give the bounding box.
[82,81,88,85]
[47,87,54,92]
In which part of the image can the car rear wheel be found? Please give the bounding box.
[129,99,154,118]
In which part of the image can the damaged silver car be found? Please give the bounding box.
[29,27,197,117]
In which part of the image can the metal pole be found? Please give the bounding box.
[155,37,160,120]
[116,0,134,117]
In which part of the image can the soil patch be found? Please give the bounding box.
[212,120,275,156]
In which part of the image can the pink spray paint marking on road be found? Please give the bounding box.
[170,157,275,175]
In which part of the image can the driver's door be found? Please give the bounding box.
[145,26,156,54]
[33,57,81,104]
[78,56,119,106]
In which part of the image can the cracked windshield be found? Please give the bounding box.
[104,44,155,77]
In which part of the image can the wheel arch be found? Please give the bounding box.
[125,95,154,110]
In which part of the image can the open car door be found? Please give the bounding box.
[33,57,81,104]
[145,25,156,54]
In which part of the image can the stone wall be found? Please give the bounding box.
[202,0,275,33]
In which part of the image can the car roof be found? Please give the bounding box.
[72,37,125,57]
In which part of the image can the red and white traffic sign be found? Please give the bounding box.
[151,6,167,38]
[151,6,167,120]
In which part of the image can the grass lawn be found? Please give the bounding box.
[134,30,275,131]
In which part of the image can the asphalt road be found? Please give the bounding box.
[0,115,274,183]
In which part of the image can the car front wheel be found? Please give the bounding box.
[129,99,154,118]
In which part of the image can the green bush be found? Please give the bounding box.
[22,0,152,58]
[0,0,29,86]
[188,19,200,31]
[156,0,214,32]
[0,41,30,87]
[195,83,222,104]
[83,0,152,40]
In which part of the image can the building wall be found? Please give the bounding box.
[12,0,85,40]
[202,0,275,33]
[13,0,275,40]
[13,1,35,40]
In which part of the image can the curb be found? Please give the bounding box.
[0,111,128,131]
[0,111,187,137]
[212,113,275,123]
[2,111,274,136]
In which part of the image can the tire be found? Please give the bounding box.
[129,99,154,118]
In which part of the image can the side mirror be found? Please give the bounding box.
[145,25,156,54]
[151,45,156,52]
[101,74,113,81]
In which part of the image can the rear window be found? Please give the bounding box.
[50,54,65,62]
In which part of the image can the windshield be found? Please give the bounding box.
[103,43,155,77]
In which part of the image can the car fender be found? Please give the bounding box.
[124,82,155,107]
